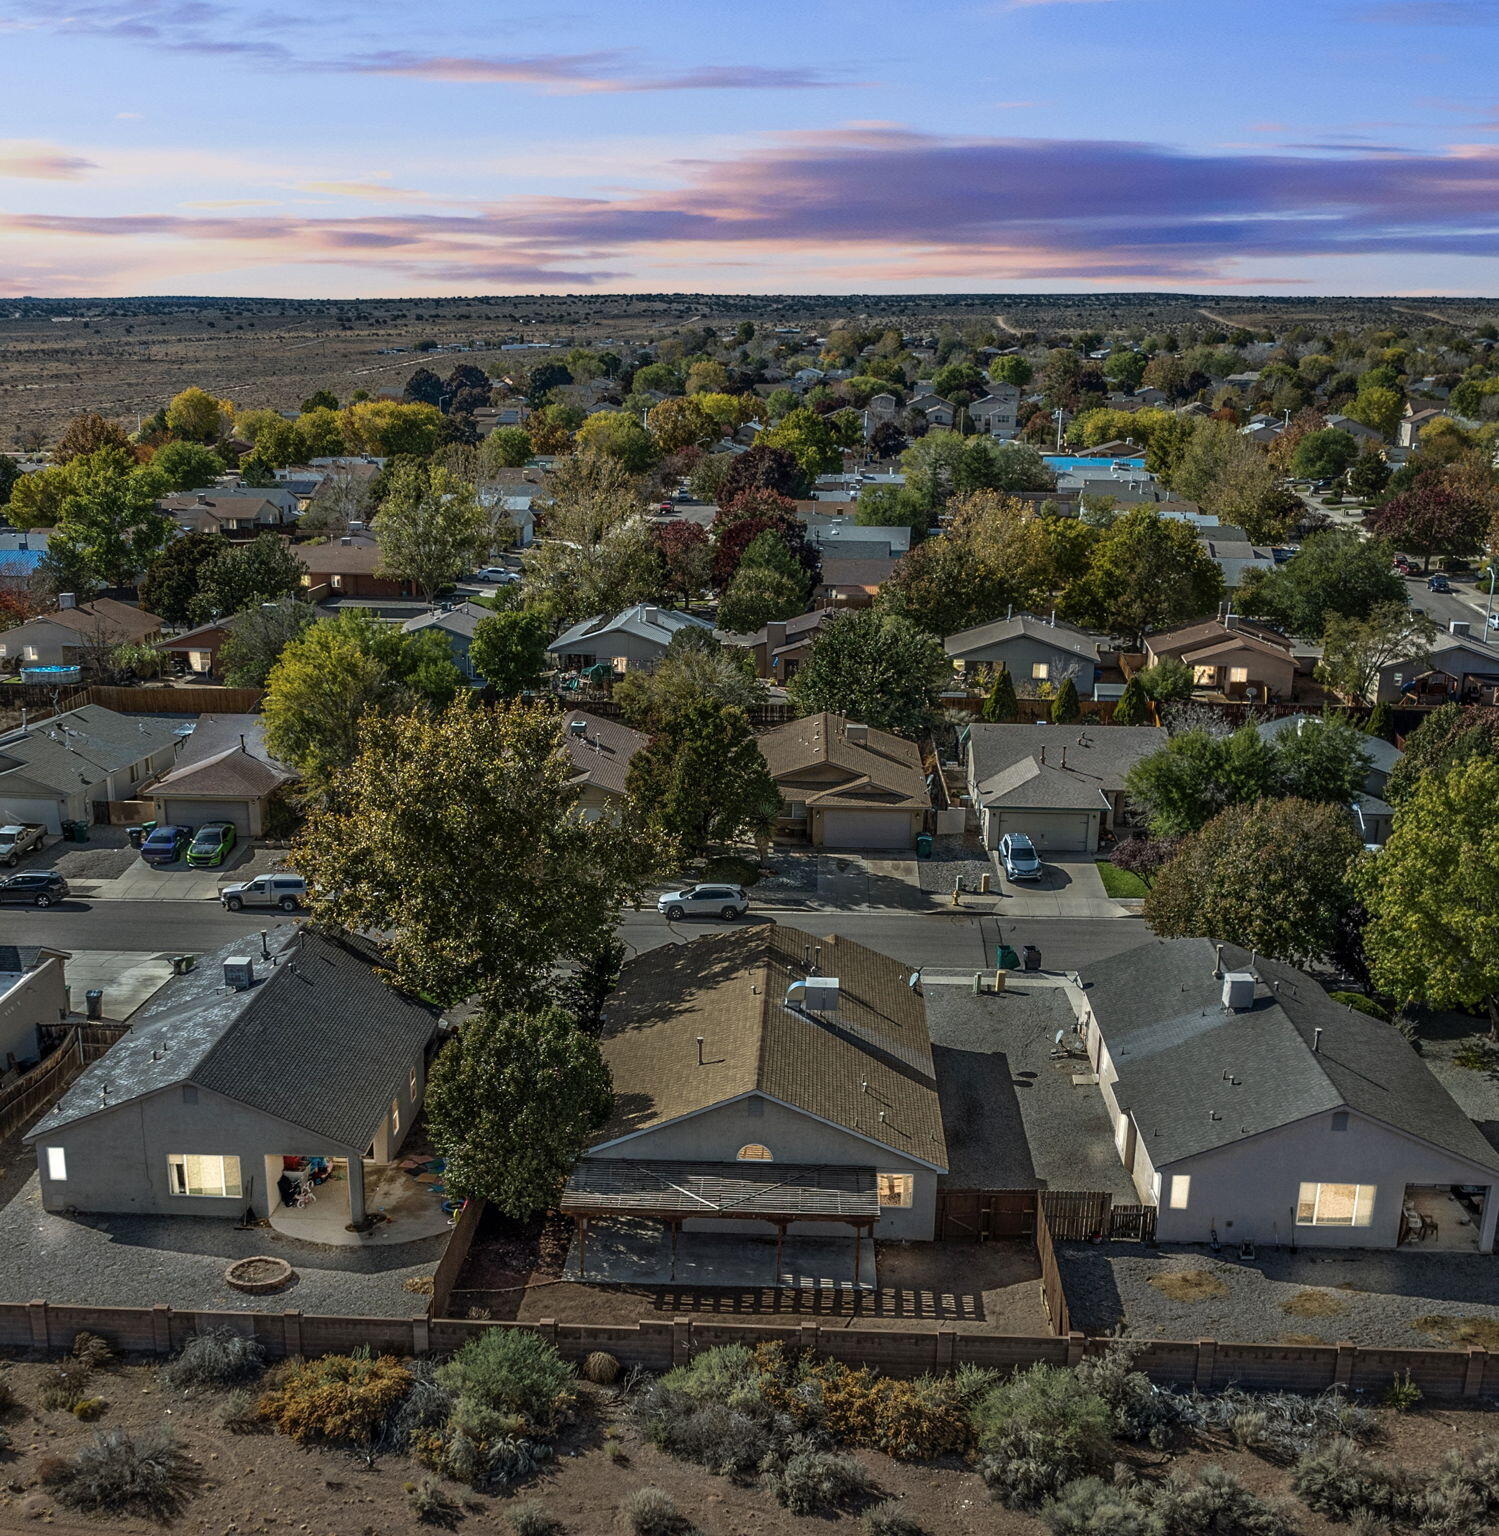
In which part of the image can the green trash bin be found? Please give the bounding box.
[995,943,1020,970]
[915,833,933,859]
[70,819,91,843]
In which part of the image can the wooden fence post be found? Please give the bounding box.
[26,1300,48,1351]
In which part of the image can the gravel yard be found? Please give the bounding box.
[1061,1239,1499,1348]
[915,837,996,894]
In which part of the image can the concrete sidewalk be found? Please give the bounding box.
[60,950,176,1020]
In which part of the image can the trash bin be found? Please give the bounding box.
[995,943,1020,970]
[915,833,933,859]
[68,820,90,843]
[84,989,103,1021]
[1022,944,1043,972]
[127,826,144,849]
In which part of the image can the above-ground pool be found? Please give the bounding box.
[1043,455,1147,473]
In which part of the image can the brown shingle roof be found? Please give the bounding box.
[594,925,947,1170]
[562,710,648,797]
[41,597,162,642]
[297,540,384,576]
[758,712,929,812]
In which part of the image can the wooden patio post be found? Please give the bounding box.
[774,1221,785,1282]
[574,1214,587,1280]
[669,1218,679,1282]
[853,1220,862,1290]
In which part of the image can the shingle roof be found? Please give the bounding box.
[0,705,180,798]
[549,604,714,655]
[9,598,161,644]
[944,614,1101,665]
[967,723,1166,810]
[148,715,294,801]
[26,927,438,1149]
[1084,938,1499,1173]
[1146,619,1291,662]
[594,925,947,1171]
[400,601,489,642]
[758,712,929,812]
[561,710,648,796]
[818,555,898,589]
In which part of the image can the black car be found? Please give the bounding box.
[0,871,69,907]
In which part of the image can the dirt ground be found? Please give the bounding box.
[450,1213,1050,1334]
[0,1355,1495,1536]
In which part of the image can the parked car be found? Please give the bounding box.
[1487,612,1499,632]
[1427,574,1453,593]
[473,566,520,584]
[185,821,237,868]
[0,823,46,867]
[656,883,750,921]
[0,872,69,907]
[140,824,192,865]
[220,873,306,912]
[1392,556,1419,575]
[998,833,1043,881]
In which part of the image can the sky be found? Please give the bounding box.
[2,0,1499,297]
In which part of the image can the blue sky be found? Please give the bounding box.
[2,0,1498,296]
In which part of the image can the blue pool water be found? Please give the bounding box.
[1043,455,1147,472]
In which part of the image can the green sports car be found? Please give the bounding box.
[185,821,237,868]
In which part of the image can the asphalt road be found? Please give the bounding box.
[1400,571,1498,636]
[3,899,1154,978]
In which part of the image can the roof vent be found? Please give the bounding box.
[1450,620,1470,637]
[1222,972,1255,1012]
[223,957,256,991]
[57,592,76,610]
[785,977,840,1014]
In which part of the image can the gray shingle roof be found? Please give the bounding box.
[26,927,438,1149]
[944,614,1101,665]
[1084,938,1499,1174]
[967,723,1166,810]
[0,706,179,798]
[550,604,714,655]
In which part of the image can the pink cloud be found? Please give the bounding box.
[0,141,97,179]
[332,50,849,92]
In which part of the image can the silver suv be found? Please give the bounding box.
[220,874,307,913]
[999,833,1043,881]
[657,883,750,921]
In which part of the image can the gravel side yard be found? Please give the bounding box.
[915,837,995,894]
[1062,1239,1499,1348]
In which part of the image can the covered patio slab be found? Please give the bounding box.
[268,1160,455,1248]
[560,1215,877,1291]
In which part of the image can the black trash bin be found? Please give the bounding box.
[84,989,103,1021]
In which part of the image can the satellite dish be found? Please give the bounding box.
[1054,1029,1065,1047]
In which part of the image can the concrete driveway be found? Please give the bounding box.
[989,853,1130,917]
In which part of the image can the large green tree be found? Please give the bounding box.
[1316,602,1436,705]
[372,461,489,600]
[1355,757,1499,1032]
[1145,798,1362,966]
[149,440,226,492]
[50,446,171,589]
[193,531,304,622]
[424,1003,613,1216]
[1385,703,1499,805]
[786,608,948,738]
[469,609,550,695]
[1241,530,1405,639]
[217,597,315,688]
[138,531,228,625]
[296,700,647,1007]
[614,632,765,731]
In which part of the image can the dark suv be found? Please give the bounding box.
[0,872,70,907]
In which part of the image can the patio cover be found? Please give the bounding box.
[561,1159,879,1221]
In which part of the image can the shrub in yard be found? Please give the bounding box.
[1041,1477,1157,1536]
[864,1498,927,1536]
[508,1500,563,1536]
[47,1428,199,1521]
[35,1454,71,1486]
[1381,1369,1422,1411]
[630,1383,776,1478]
[622,1485,684,1536]
[256,1352,412,1445]
[1076,1343,1188,1449]
[70,1332,116,1371]
[38,1359,92,1412]
[659,1343,760,1403]
[582,1351,620,1385]
[0,1375,16,1415]
[764,1446,877,1515]
[382,1361,456,1452]
[218,1389,266,1434]
[1292,1438,1409,1521]
[71,1397,106,1422]
[1144,1464,1295,1536]
[1193,1386,1373,1458]
[436,1328,575,1435]
[408,1474,457,1524]
[162,1328,266,1394]
[970,1365,1115,1507]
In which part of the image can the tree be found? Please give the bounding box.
[51,446,171,589]
[217,597,315,687]
[481,425,533,471]
[1385,704,1499,805]
[574,411,660,474]
[165,386,231,443]
[469,610,550,695]
[787,609,948,738]
[1108,833,1177,884]
[1347,451,1392,501]
[149,440,225,492]
[1369,477,1489,570]
[4,465,69,529]
[856,484,929,536]
[1111,674,1151,725]
[654,521,712,603]
[982,667,1019,722]
[291,406,345,461]
[1063,508,1224,645]
[137,531,227,625]
[372,461,488,599]
[710,495,817,590]
[1242,530,1405,638]
[340,400,444,458]
[301,389,338,413]
[959,439,1056,495]
[718,564,807,634]
[1317,602,1436,704]
[403,368,445,407]
[1137,658,1194,703]
[53,412,132,464]
[626,701,778,860]
[647,396,714,454]
[687,452,734,504]
[757,407,841,481]
[194,532,305,622]
[0,454,19,508]
[297,700,646,1007]
[1355,757,1499,1032]
[1050,676,1081,724]
[1271,715,1375,804]
[1364,701,1396,743]
[1289,428,1359,481]
[615,632,765,730]
[1345,384,1403,441]
[424,1003,612,1216]
[720,444,805,502]
[989,355,1033,388]
[1144,799,1362,967]
[868,421,908,460]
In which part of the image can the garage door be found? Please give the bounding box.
[159,799,253,838]
[0,796,65,836]
[996,811,1094,851]
[819,811,912,848]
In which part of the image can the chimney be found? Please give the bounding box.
[1223,611,1238,631]
[765,620,787,654]
[1213,943,1224,979]
[845,721,868,746]
[1449,620,1470,638]
[57,592,76,610]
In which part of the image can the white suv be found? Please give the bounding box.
[999,833,1043,881]
[657,883,750,921]
[220,874,307,913]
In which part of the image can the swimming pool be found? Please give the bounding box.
[1043,455,1146,472]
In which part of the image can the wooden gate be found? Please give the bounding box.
[1109,1204,1157,1242]
[936,1188,1037,1241]
[1038,1189,1113,1240]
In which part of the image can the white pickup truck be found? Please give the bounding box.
[0,824,46,867]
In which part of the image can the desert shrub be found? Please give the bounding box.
[408,1474,457,1524]
[971,1365,1115,1507]
[622,1485,684,1535]
[1145,1464,1295,1536]
[582,1351,620,1385]
[508,1500,563,1536]
[219,1389,266,1434]
[163,1328,266,1394]
[1381,1369,1422,1411]
[949,1363,1004,1407]
[1405,1477,1487,1536]
[0,1376,16,1415]
[0,1427,12,1454]
[39,1359,92,1412]
[383,1361,456,1452]
[1077,1343,1188,1448]
[1041,1476,1156,1536]
[256,1352,411,1445]
[864,1498,927,1536]
[631,1382,777,1477]
[1292,1438,1409,1521]
[765,1446,877,1515]
[437,1329,575,1435]
[659,1343,760,1401]
[71,1397,106,1421]
[1194,1387,1372,1458]
[70,1332,115,1370]
[47,1428,198,1520]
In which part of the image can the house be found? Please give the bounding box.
[729,611,831,681]
[0,705,178,833]
[815,554,898,608]
[400,601,491,682]
[24,927,440,1227]
[561,710,647,820]
[1399,408,1446,451]
[143,715,295,838]
[1143,618,1296,701]
[1077,938,1499,1252]
[155,620,229,678]
[968,385,1022,440]
[758,712,930,848]
[1219,371,1262,394]
[965,722,1167,851]
[1239,419,1283,446]
[1375,629,1499,706]
[549,603,715,673]
[803,517,912,557]
[1201,537,1276,590]
[943,614,1101,690]
[161,489,298,539]
[0,945,69,1073]
[297,535,414,601]
[1257,715,1402,845]
[0,596,163,670]
[906,394,956,428]
[1324,413,1387,448]
[565,925,948,1262]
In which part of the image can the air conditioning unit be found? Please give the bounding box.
[223,957,256,991]
[802,977,840,1013]
[1222,972,1256,1011]
[568,718,588,738]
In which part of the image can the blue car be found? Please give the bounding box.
[140,824,191,865]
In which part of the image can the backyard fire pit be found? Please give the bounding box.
[224,1256,294,1294]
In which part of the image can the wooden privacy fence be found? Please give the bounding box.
[1035,1198,1070,1337]
[428,1198,485,1320]
[0,1025,124,1142]
[937,1188,1153,1245]
[82,684,263,715]
[8,1298,1497,1400]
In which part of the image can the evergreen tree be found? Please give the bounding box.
[1051,676,1081,724]
[982,667,1020,723]
[1111,674,1150,726]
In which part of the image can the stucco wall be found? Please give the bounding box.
[954,636,1098,688]
[591,1094,941,1240]
[0,959,67,1066]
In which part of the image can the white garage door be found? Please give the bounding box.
[996,811,1094,851]
[160,799,253,838]
[819,811,912,848]
[0,796,65,836]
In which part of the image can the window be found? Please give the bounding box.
[409,1066,418,1099]
[1031,662,1050,682]
[1296,1182,1375,1227]
[784,800,808,820]
[390,1097,400,1135]
[877,1173,914,1208]
[45,1147,66,1181]
[167,1154,242,1199]
[1169,1175,1191,1210]
[737,1144,772,1162]
[1193,665,1216,685]
[1228,667,1249,684]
